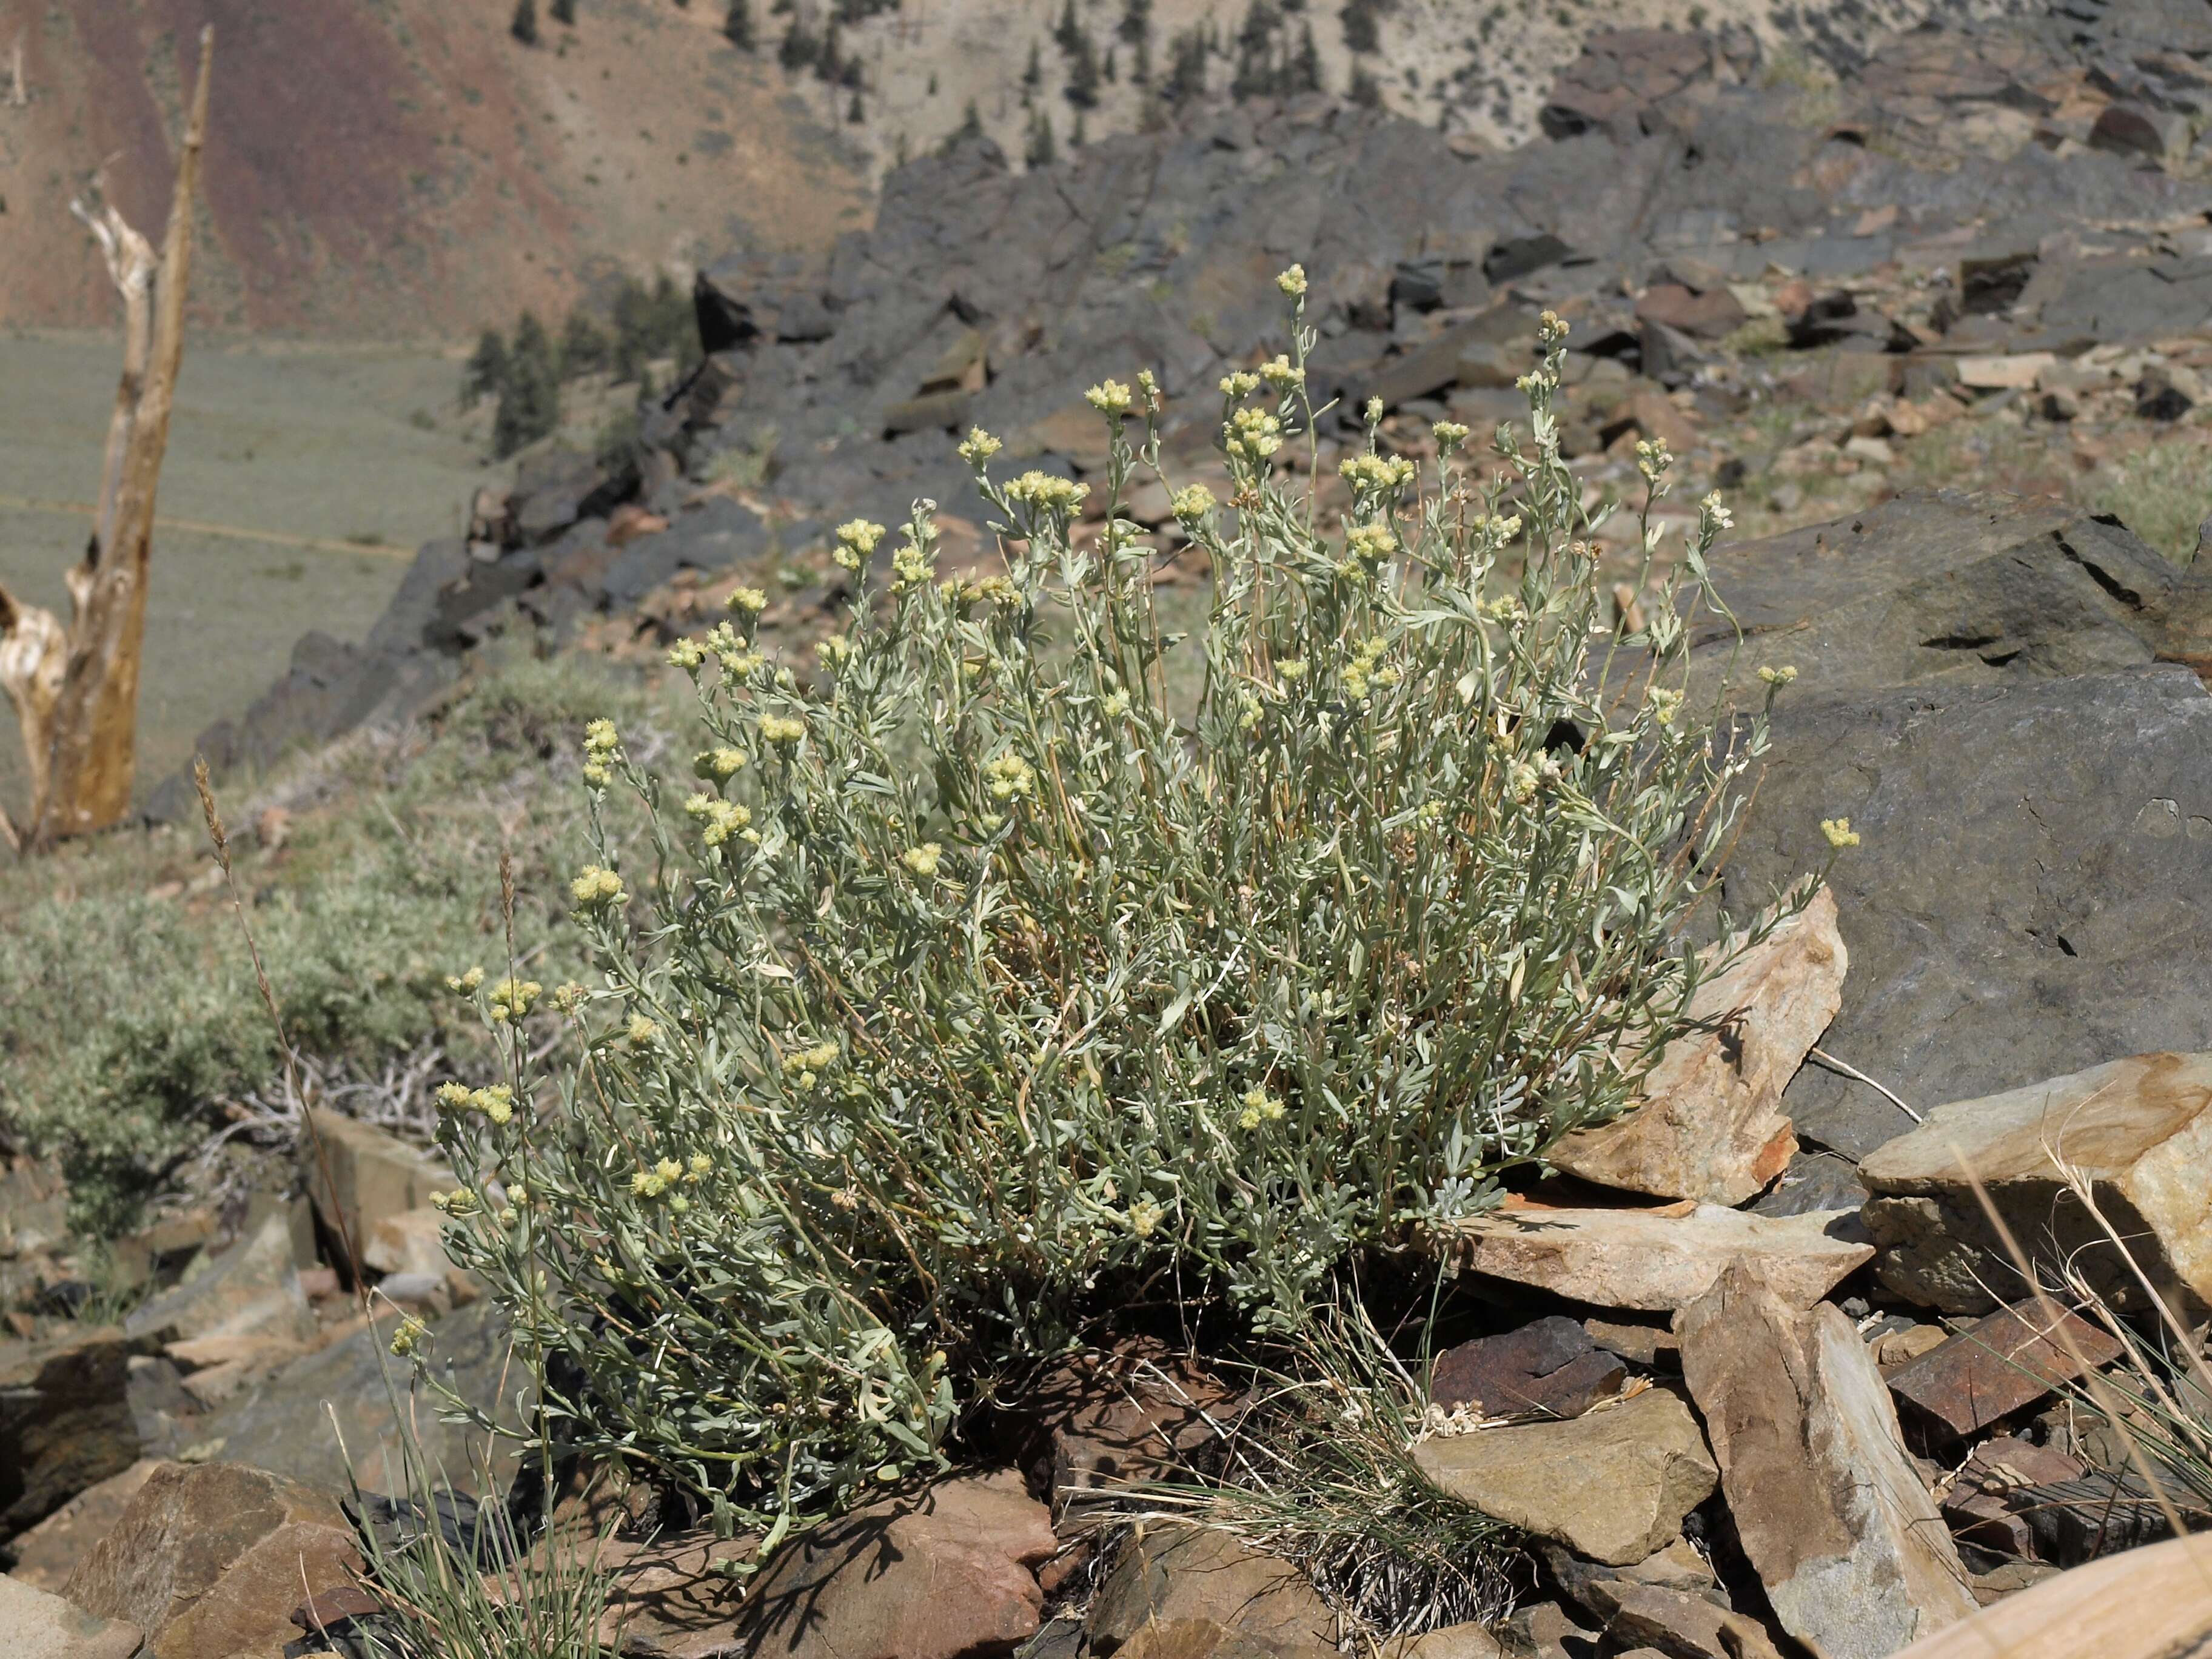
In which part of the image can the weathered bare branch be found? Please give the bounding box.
[7,33,24,109]
[6,26,211,851]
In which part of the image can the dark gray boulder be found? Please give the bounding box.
[1723,665,2212,1158]
[203,1301,523,1497]
[1689,489,2211,705]
[598,496,768,608]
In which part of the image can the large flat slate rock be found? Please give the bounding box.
[1723,664,2212,1158]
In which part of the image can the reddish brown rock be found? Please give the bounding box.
[1551,890,1845,1205]
[995,1341,1233,1521]
[737,1469,1054,1659]
[62,1461,360,1659]
[1430,1318,1625,1419]
[1677,1263,1976,1659]
[1939,1435,2085,1560]
[1635,283,1749,341]
[1886,1300,2124,1444]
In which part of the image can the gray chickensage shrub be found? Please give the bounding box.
[419,274,1819,1543]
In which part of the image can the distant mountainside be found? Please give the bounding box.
[0,0,870,337]
[0,0,2045,341]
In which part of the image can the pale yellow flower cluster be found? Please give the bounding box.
[984,752,1038,800]
[694,746,748,781]
[1821,817,1862,850]
[571,865,628,908]
[437,1081,517,1124]
[957,427,1003,465]
[759,714,806,746]
[901,842,944,877]
[1226,406,1283,463]
[582,719,620,786]
[1004,471,1088,514]
[1084,379,1133,416]
[782,1040,840,1090]
[1171,484,1215,523]
[446,965,486,994]
[489,978,542,1021]
[685,792,754,845]
[726,585,770,615]
[1340,453,1416,494]
[1236,1086,1287,1130]
[834,519,887,570]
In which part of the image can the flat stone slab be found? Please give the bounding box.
[1886,1300,2124,1443]
[1442,1201,1872,1312]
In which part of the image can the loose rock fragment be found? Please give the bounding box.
[1444,1201,1871,1312]
[1412,1389,1717,1566]
[1859,1051,2212,1314]
[1551,889,1845,1205]
[1677,1263,1976,1659]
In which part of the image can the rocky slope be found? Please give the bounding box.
[0,0,2058,337]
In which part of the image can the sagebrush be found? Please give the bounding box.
[427,277,1811,1537]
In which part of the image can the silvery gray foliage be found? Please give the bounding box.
[423,276,1807,1543]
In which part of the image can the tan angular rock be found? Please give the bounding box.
[298,1110,452,1275]
[1552,889,1845,1205]
[1410,1389,1717,1567]
[1859,1051,2212,1314]
[738,1469,1055,1659]
[0,1570,144,1659]
[63,1462,359,1659]
[1383,1624,1506,1659]
[123,1210,313,1348]
[361,1207,452,1281]
[1086,1526,1336,1655]
[1441,1201,1871,1312]
[1885,1532,2212,1659]
[1676,1263,1976,1659]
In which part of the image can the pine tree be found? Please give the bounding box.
[1163,26,1205,102]
[1292,21,1321,90]
[494,311,561,458]
[1118,0,1151,44]
[1341,0,1379,54]
[1024,109,1057,168]
[561,308,609,377]
[1133,30,1151,84]
[848,90,865,121]
[1022,39,1043,95]
[1348,62,1381,106]
[1071,109,1087,146]
[461,327,509,407]
[511,0,539,44]
[779,12,819,69]
[1065,31,1100,107]
[939,98,985,155]
[550,0,576,24]
[1053,0,1082,55]
[725,0,755,47]
[816,16,843,80]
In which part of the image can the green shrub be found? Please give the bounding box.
[0,654,672,1238]
[427,278,1805,1537]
